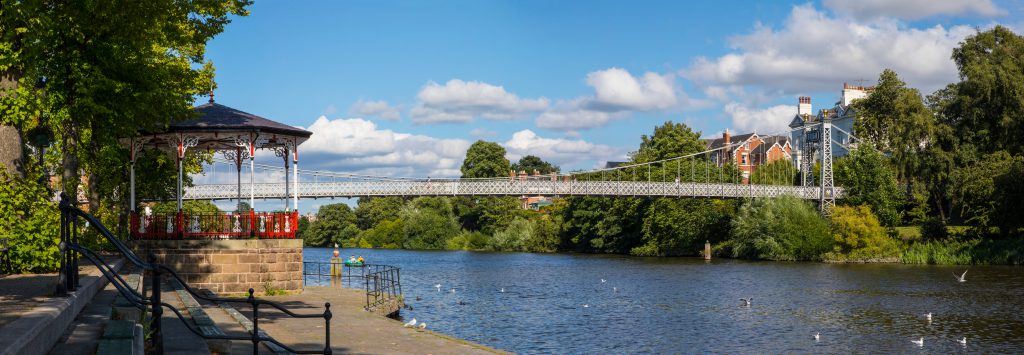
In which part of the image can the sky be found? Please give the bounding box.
[196,0,1022,212]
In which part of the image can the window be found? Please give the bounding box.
[741,153,748,165]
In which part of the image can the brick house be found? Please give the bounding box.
[703,130,793,183]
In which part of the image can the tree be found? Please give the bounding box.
[826,205,901,262]
[1,0,250,235]
[636,199,734,256]
[730,196,832,261]
[305,203,358,247]
[852,69,935,181]
[943,26,1024,156]
[354,197,404,230]
[633,121,706,163]
[750,159,797,186]
[461,140,510,178]
[834,144,903,226]
[400,197,460,249]
[511,155,559,175]
[950,151,1018,230]
[992,157,1024,236]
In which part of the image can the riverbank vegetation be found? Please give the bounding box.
[301,27,1024,265]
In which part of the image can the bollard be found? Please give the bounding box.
[704,240,712,260]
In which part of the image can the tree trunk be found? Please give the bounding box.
[61,122,81,201]
[0,70,25,177]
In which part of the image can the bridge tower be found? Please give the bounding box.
[819,122,835,217]
[800,127,815,187]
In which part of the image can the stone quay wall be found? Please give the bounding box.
[130,239,303,295]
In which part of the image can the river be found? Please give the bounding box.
[303,248,1024,354]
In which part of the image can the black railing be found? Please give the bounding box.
[56,193,332,354]
[303,262,402,311]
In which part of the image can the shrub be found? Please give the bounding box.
[358,219,405,248]
[825,205,901,262]
[730,196,832,261]
[446,230,490,250]
[920,217,949,240]
[489,217,535,251]
[0,170,60,273]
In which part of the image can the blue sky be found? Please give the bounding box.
[197,0,1021,211]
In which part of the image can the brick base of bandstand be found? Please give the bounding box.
[130,239,303,295]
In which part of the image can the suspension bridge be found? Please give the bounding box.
[178,122,855,213]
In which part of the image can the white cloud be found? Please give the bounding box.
[410,79,549,124]
[824,0,1005,20]
[535,98,628,131]
[585,68,678,111]
[469,128,497,138]
[349,100,401,120]
[534,68,708,131]
[683,5,977,94]
[502,129,621,168]
[723,103,797,135]
[300,116,470,177]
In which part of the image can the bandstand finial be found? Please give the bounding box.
[208,87,215,103]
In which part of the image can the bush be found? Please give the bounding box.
[0,170,60,273]
[730,196,832,261]
[446,230,490,250]
[825,205,901,262]
[902,238,1024,265]
[357,219,405,248]
[489,217,535,251]
[920,217,949,240]
[636,199,734,256]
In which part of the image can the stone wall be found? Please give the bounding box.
[130,239,303,295]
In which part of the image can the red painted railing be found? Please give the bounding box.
[129,211,298,239]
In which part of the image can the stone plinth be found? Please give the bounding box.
[130,239,303,295]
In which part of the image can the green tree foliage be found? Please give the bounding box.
[635,199,734,256]
[834,144,902,226]
[151,200,221,215]
[633,121,706,162]
[991,158,1024,235]
[305,203,358,247]
[749,159,797,186]
[461,140,510,178]
[358,219,405,249]
[296,215,310,240]
[400,197,460,249]
[0,168,59,273]
[950,151,1023,232]
[561,197,647,253]
[446,230,490,250]
[458,196,523,235]
[354,197,404,230]
[490,216,534,251]
[944,26,1024,156]
[730,196,833,261]
[511,155,559,174]
[852,69,935,181]
[826,205,901,262]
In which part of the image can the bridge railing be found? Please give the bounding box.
[304,262,403,312]
[180,180,843,200]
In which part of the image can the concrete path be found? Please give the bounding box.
[248,286,506,355]
[48,282,119,355]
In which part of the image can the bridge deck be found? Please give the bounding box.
[178,180,843,201]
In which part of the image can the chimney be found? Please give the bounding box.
[723,128,731,146]
[798,96,812,115]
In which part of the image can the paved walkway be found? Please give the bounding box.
[242,286,506,355]
[0,272,63,329]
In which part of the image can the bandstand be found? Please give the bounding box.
[123,95,311,294]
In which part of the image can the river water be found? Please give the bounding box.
[303,248,1024,354]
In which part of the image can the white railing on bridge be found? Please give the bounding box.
[176,180,844,201]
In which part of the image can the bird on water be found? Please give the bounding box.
[911,337,924,347]
[435,284,441,291]
[739,298,752,307]
[957,337,967,346]
[814,332,820,342]
[955,269,968,282]
[925,312,932,323]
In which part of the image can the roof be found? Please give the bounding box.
[705,133,755,150]
[604,161,628,169]
[169,102,311,138]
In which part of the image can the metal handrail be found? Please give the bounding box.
[56,193,332,354]
[303,262,402,311]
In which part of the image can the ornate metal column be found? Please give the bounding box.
[275,145,290,212]
[175,134,199,237]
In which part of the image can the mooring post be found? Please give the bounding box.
[704,240,712,260]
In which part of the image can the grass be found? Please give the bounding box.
[901,238,1024,265]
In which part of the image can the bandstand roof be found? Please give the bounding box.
[128,99,311,152]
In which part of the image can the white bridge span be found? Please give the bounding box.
[179,180,844,201]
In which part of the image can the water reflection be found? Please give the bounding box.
[304,248,1024,354]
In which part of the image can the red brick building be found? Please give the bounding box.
[703,129,792,183]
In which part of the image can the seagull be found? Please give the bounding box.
[925,312,932,322]
[419,323,427,330]
[613,287,618,292]
[814,332,820,342]
[403,318,417,327]
[956,337,967,346]
[601,279,607,283]
[450,288,456,293]
[911,337,924,347]
[739,298,752,307]
[582,304,589,308]
[434,284,441,291]
[955,269,968,282]
[500,288,505,293]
